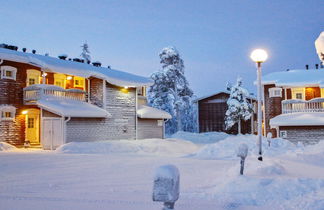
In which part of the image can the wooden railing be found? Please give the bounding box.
[282,98,324,113]
[24,84,86,103]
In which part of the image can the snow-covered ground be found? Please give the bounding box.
[1,133,324,210]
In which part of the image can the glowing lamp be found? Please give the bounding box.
[124,86,128,89]
[22,110,28,115]
[42,72,48,77]
[250,49,268,63]
[67,76,73,80]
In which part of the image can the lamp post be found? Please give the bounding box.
[250,49,268,161]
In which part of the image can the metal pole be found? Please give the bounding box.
[257,62,263,161]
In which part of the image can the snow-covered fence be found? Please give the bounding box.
[237,143,248,175]
[153,165,180,210]
[24,84,86,103]
[282,98,324,114]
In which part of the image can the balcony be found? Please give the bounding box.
[282,98,324,114]
[24,84,86,104]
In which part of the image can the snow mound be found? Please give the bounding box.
[0,142,16,151]
[170,131,230,144]
[191,135,296,160]
[56,138,199,156]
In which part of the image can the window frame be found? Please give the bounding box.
[73,76,85,89]
[279,130,287,138]
[0,105,16,121]
[0,66,17,80]
[269,87,282,98]
[26,69,41,86]
[291,88,305,100]
[54,73,66,89]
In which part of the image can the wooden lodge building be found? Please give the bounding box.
[0,44,171,149]
[195,91,257,135]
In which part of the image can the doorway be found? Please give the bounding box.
[25,109,40,144]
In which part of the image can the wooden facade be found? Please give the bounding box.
[197,92,256,134]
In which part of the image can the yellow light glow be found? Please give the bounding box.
[42,72,48,77]
[250,49,268,63]
[124,86,128,89]
[66,76,73,80]
[22,110,28,115]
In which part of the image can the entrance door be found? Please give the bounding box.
[42,118,63,150]
[26,109,40,144]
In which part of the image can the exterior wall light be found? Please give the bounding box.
[22,110,28,115]
[66,76,73,80]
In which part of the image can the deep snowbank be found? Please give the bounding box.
[170,131,230,144]
[56,138,199,156]
[0,142,16,151]
[190,135,297,160]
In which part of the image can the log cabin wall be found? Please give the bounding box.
[198,92,253,134]
[0,60,41,145]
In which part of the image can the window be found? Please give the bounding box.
[54,73,66,88]
[279,130,287,138]
[296,93,303,99]
[291,88,305,100]
[74,76,85,89]
[0,105,16,121]
[269,87,282,98]
[138,86,146,96]
[26,69,41,86]
[0,66,17,80]
[28,118,34,128]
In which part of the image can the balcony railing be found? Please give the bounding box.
[282,98,324,114]
[24,84,86,103]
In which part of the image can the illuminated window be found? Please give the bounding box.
[0,66,17,80]
[54,73,66,88]
[26,69,41,86]
[291,88,305,100]
[28,118,34,128]
[0,105,16,121]
[74,76,85,89]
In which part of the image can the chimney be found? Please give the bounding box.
[316,64,319,69]
[107,65,111,69]
[305,64,309,70]
[92,61,101,67]
[32,50,36,54]
[58,54,68,60]
[22,48,27,52]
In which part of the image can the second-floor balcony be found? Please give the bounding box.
[282,98,324,114]
[24,84,86,104]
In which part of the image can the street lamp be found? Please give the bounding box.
[250,49,268,161]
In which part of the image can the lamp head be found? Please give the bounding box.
[250,49,268,63]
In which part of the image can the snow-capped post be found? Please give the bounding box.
[237,143,248,175]
[266,132,272,147]
[250,49,268,162]
[80,42,91,64]
[225,77,253,134]
[153,164,180,210]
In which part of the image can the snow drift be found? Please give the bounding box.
[56,138,199,156]
[0,142,16,151]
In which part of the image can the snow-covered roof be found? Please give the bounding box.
[193,91,256,103]
[36,98,111,118]
[270,112,324,127]
[0,48,153,87]
[262,69,324,87]
[137,105,172,119]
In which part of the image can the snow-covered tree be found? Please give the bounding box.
[148,46,194,134]
[315,31,324,63]
[225,77,253,134]
[80,42,91,63]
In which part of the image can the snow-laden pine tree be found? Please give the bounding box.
[80,42,91,63]
[148,46,194,134]
[225,77,253,134]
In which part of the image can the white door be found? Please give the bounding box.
[42,118,63,150]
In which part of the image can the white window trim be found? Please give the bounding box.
[0,66,17,80]
[0,105,16,121]
[269,87,282,98]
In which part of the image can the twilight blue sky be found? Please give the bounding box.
[1,0,323,96]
